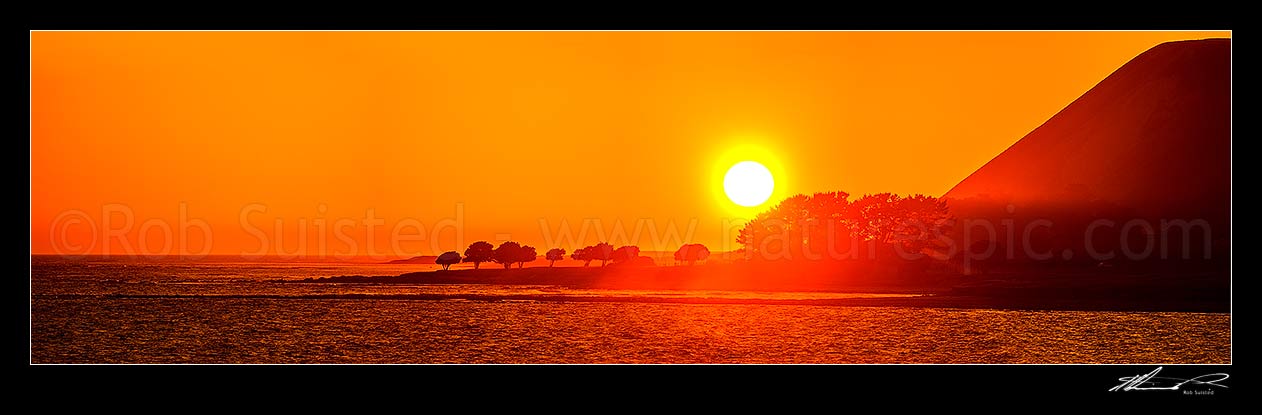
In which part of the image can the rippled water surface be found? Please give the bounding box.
[30,257,1231,364]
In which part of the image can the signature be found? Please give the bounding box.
[1110,367,1229,392]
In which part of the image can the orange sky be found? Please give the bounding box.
[30,31,1230,258]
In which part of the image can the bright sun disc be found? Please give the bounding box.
[724,161,775,207]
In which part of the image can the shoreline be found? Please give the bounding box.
[273,265,1230,313]
[57,292,1227,313]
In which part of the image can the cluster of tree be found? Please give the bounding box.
[736,191,952,261]
[491,241,537,269]
[568,242,654,267]
[572,240,610,266]
[435,241,710,269]
[435,241,540,270]
[569,242,612,266]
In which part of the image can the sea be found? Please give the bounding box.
[29,256,1231,364]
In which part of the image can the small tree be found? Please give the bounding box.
[518,245,538,269]
[435,251,461,271]
[571,247,592,267]
[589,242,614,267]
[673,243,711,265]
[611,245,641,265]
[463,241,494,269]
[546,248,566,267]
[493,241,523,269]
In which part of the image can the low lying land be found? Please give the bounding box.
[286,264,1230,313]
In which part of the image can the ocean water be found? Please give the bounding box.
[29,257,1231,364]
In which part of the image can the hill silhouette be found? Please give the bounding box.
[386,255,439,264]
[945,39,1230,227]
[949,37,1231,264]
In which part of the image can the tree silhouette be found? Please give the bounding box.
[518,245,538,269]
[849,193,902,243]
[462,241,494,269]
[493,241,523,269]
[571,247,592,267]
[546,248,566,267]
[673,243,711,265]
[885,194,951,254]
[435,251,461,271]
[611,245,641,264]
[589,242,614,267]
[736,191,951,262]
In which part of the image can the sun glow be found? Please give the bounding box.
[724,161,775,207]
[710,141,788,221]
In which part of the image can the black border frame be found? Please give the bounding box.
[25,13,1234,403]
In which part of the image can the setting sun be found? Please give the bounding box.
[724,161,775,207]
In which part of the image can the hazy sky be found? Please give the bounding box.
[31,31,1230,257]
